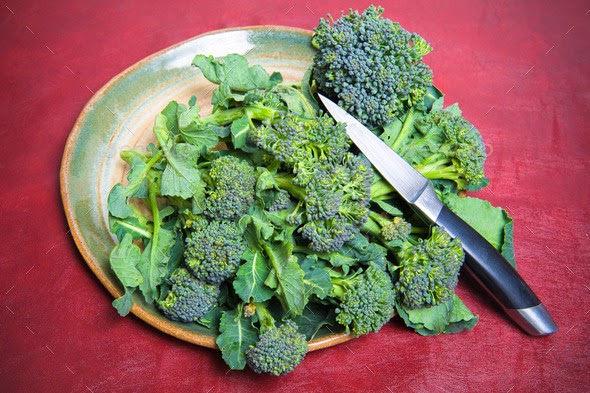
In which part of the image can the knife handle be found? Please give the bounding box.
[436,205,558,335]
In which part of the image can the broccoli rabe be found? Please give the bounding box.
[394,227,465,309]
[387,105,488,191]
[246,303,308,376]
[184,216,246,285]
[204,155,256,219]
[312,5,433,128]
[158,267,220,322]
[329,265,395,336]
[250,112,373,253]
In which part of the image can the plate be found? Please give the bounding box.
[60,26,352,350]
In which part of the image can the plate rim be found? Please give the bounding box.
[60,25,353,351]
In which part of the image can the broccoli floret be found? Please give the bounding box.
[250,112,372,253]
[414,109,487,190]
[386,105,488,191]
[204,155,256,219]
[267,189,292,212]
[275,155,372,253]
[250,112,351,185]
[312,5,433,128]
[329,265,395,336]
[184,216,246,284]
[394,227,465,309]
[158,267,220,322]
[246,303,308,376]
[364,211,412,243]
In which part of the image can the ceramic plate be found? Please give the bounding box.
[60,26,352,350]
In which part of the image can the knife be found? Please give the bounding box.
[318,94,557,336]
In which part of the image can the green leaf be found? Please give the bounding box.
[276,86,316,119]
[372,199,403,216]
[107,154,154,219]
[301,65,320,114]
[230,113,251,149]
[109,233,143,288]
[303,268,332,300]
[291,302,336,340]
[216,307,259,370]
[178,106,220,150]
[263,242,306,316]
[137,227,176,303]
[109,216,152,242]
[233,250,274,303]
[112,289,135,317]
[444,194,515,267]
[396,294,478,335]
[192,54,279,91]
[154,114,206,199]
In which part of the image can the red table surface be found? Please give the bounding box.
[1,1,589,392]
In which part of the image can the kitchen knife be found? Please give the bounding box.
[318,94,557,336]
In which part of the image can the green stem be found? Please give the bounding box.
[370,178,396,201]
[274,174,306,200]
[147,182,161,258]
[390,107,419,152]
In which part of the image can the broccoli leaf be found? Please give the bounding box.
[112,289,135,317]
[216,307,259,370]
[109,216,152,242]
[444,193,515,267]
[178,106,221,149]
[107,154,152,219]
[230,113,251,149]
[262,242,306,316]
[192,54,279,92]
[137,227,176,303]
[291,302,337,340]
[109,234,143,317]
[154,114,206,199]
[396,294,478,335]
[303,267,332,300]
[233,250,274,303]
[276,86,316,119]
[109,233,143,288]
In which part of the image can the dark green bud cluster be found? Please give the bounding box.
[158,267,220,322]
[184,217,246,284]
[312,5,433,128]
[246,320,308,376]
[395,227,464,309]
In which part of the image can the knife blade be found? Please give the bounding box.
[318,94,557,336]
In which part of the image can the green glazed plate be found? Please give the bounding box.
[60,26,352,350]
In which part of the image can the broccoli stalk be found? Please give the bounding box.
[245,302,308,376]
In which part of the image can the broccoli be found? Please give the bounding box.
[204,155,256,220]
[329,265,395,336]
[394,227,465,309]
[158,267,220,322]
[250,112,351,186]
[184,216,246,284]
[387,105,488,191]
[250,112,372,253]
[363,211,412,243]
[312,5,433,128]
[275,155,372,253]
[246,303,308,376]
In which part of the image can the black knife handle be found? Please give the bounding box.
[436,205,540,310]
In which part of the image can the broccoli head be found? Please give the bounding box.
[312,5,433,128]
[414,108,487,190]
[184,216,246,284]
[330,265,395,336]
[250,112,351,185]
[158,267,220,322]
[394,227,465,309]
[364,211,412,243]
[246,304,308,376]
[204,155,256,220]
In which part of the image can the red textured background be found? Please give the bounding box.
[1,1,589,391]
